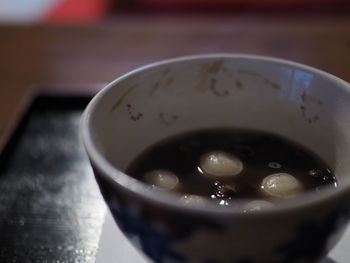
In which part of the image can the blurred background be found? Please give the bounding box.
[1,0,350,22]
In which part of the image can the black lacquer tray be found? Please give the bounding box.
[0,92,106,263]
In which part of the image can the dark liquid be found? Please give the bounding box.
[126,129,337,200]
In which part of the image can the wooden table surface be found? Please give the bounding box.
[0,14,350,139]
[0,14,349,262]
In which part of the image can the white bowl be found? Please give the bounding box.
[81,54,350,263]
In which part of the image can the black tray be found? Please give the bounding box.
[0,93,106,263]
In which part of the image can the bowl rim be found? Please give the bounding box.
[80,53,350,216]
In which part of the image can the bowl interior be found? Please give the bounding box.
[86,55,350,191]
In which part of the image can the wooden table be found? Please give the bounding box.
[0,13,350,262]
[0,14,350,139]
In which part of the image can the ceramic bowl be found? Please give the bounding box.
[81,54,350,263]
